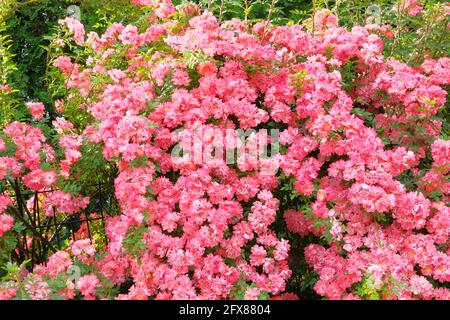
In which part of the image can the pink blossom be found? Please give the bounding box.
[59,17,85,45]
[119,25,142,46]
[76,274,100,299]
[313,9,338,31]
[0,214,14,237]
[26,102,45,120]
[46,251,73,277]
[395,0,423,16]
[243,287,260,300]
[22,169,58,191]
[25,279,51,300]
[71,239,96,263]
[284,210,309,236]
[0,288,17,300]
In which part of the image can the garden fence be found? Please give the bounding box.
[1,180,116,268]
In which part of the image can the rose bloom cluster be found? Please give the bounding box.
[0,1,449,300]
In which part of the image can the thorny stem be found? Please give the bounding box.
[312,0,316,35]
[267,0,278,24]
[219,0,225,23]
[244,0,251,24]
[262,0,278,42]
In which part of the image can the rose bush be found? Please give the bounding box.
[0,0,449,300]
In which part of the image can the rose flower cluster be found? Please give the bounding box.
[0,1,449,300]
